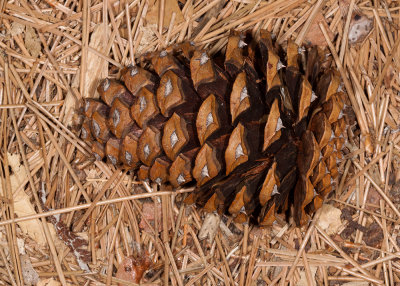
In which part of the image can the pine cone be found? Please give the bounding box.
[78,30,349,226]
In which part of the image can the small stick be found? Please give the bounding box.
[171,204,184,250]
[177,18,190,44]
[0,188,193,227]
[215,235,235,285]
[317,225,382,283]
[339,0,355,62]
[348,66,373,117]
[90,211,97,265]
[278,7,312,44]
[132,29,143,56]
[335,266,384,285]
[372,216,400,254]
[107,2,125,55]
[383,141,394,200]
[165,243,184,286]
[370,30,400,103]
[1,90,20,285]
[245,235,260,286]
[9,64,91,156]
[159,0,165,36]
[194,17,217,43]
[239,223,249,286]
[38,1,104,32]
[298,231,315,286]
[337,159,351,197]
[257,261,346,267]
[270,267,287,286]
[110,204,125,254]
[74,169,122,231]
[125,2,135,65]
[79,0,89,97]
[49,29,123,68]
[331,199,397,223]
[185,264,215,286]
[5,63,67,286]
[192,0,223,20]
[267,249,347,263]
[165,12,176,46]
[345,147,389,187]
[37,32,74,95]
[43,0,72,14]
[40,118,91,203]
[286,209,321,281]
[122,0,146,64]
[202,0,305,42]
[379,200,391,286]
[94,214,120,243]
[0,247,17,286]
[373,9,392,52]
[105,249,115,286]
[27,103,91,156]
[35,122,51,205]
[0,101,64,109]
[161,190,169,285]
[132,0,146,43]
[351,158,400,218]
[187,225,217,284]
[3,64,24,286]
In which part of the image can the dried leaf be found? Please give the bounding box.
[10,22,25,36]
[339,0,373,45]
[304,12,334,47]
[366,188,380,211]
[139,201,172,232]
[363,223,383,247]
[297,266,317,286]
[347,13,373,45]
[24,26,41,58]
[21,254,39,285]
[198,212,221,243]
[84,24,110,98]
[39,185,90,271]
[192,0,225,37]
[63,24,110,127]
[0,153,54,245]
[219,220,235,240]
[146,0,184,29]
[384,64,395,88]
[136,24,157,54]
[17,237,26,254]
[316,204,342,235]
[116,253,152,285]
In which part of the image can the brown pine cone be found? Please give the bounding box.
[78,30,349,226]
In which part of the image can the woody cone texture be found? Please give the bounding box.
[79,31,349,226]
